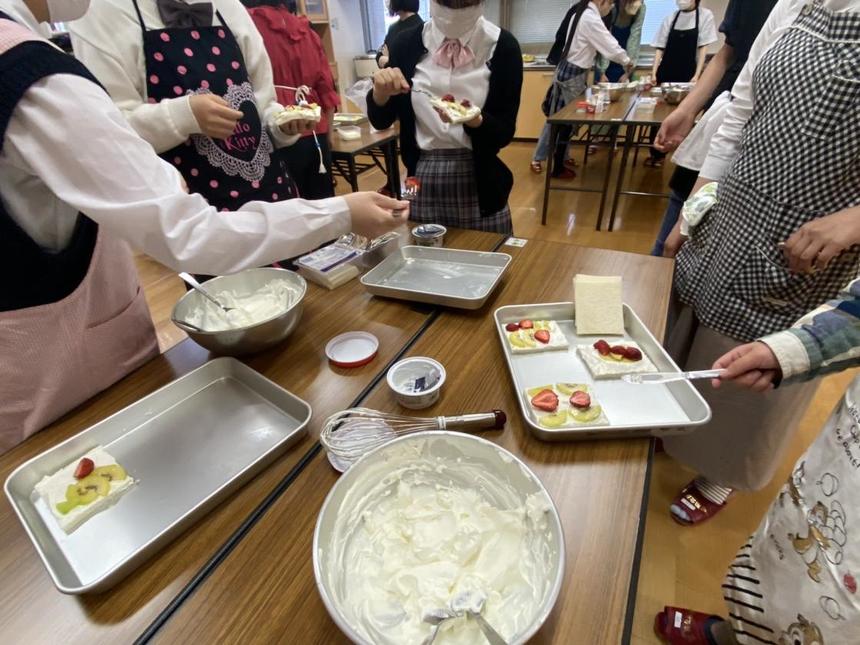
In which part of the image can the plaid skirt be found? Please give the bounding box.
[411,148,513,235]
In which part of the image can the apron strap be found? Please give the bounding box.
[131,0,147,31]
[214,9,227,27]
[669,10,681,33]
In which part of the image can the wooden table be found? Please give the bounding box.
[541,92,639,230]
[330,125,401,197]
[606,97,679,232]
[0,228,502,645]
[146,240,675,645]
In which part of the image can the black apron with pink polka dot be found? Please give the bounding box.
[132,0,295,211]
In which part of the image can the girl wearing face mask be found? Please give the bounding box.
[0,0,405,453]
[596,0,646,84]
[530,0,633,178]
[646,0,718,167]
[369,0,523,234]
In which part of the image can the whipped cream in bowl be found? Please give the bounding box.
[314,432,565,645]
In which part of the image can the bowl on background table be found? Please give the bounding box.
[171,267,306,356]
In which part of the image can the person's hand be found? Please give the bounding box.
[189,94,244,140]
[599,74,609,83]
[690,74,699,84]
[711,342,781,392]
[378,44,390,68]
[624,63,635,76]
[782,207,860,274]
[343,191,409,239]
[372,67,410,106]
[620,73,630,83]
[662,219,686,258]
[654,106,696,152]
[279,118,317,137]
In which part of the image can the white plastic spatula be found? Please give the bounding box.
[622,369,725,385]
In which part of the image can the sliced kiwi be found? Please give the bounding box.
[570,405,603,424]
[557,382,589,395]
[56,499,78,515]
[527,385,556,398]
[66,474,110,507]
[92,464,127,482]
[534,320,550,331]
[539,411,569,428]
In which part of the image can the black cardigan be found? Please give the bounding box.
[367,26,523,217]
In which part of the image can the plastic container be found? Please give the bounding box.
[386,357,446,409]
[411,224,447,247]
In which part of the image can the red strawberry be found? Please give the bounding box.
[570,391,591,409]
[534,330,551,344]
[610,345,627,356]
[530,389,559,412]
[846,573,857,594]
[505,322,520,332]
[519,320,534,330]
[623,346,643,361]
[74,458,94,480]
[441,93,455,102]
[461,99,472,108]
[593,340,611,356]
[405,176,421,189]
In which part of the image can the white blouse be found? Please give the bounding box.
[652,8,718,49]
[411,16,500,151]
[567,3,631,70]
[69,0,296,154]
[700,0,860,181]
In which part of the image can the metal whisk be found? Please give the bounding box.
[321,408,506,472]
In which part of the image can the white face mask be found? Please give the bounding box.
[45,0,91,22]
[676,0,695,10]
[430,0,483,41]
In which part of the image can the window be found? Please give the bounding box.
[641,0,681,46]
[509,0,569,45]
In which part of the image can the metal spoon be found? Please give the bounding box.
[622,369,726,385]
[451,590,507,645]
[422,607,455,645]
[177,272,234,313]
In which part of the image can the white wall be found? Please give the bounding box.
[328,0,369,92]
[702,0,729,51]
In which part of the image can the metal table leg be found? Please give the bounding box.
[346,155,360,193]
[385,140,401,199]
[608,123,635,232]
[595,124,619,232]
[541,122,557,226]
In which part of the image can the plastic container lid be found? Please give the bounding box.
[325,331,379,368]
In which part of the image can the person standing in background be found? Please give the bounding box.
[69,0,318,213]
[244,0,339,199]
[377,0,423,68]
[646,0,718,167]
[596,0,645,83]
[649,0,778,256]
[530,0,632,178]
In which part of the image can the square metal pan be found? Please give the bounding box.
[361,246,512,310]
[495,303,711,441]
[5,357,311,594]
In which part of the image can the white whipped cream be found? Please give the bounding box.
[577,342,658,379]
[185,280,299,332]
[324,439,556,645]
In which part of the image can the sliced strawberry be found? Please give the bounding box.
[570,391,591,409]
[610,345,627,356]
[530,389,559,412]
[846,573,857,595]
[405,176,421,189]
[74,457,95,480]
[519,320,534,330]
[623,346,642,361]
[461,98,472,108]
[593,340,611,356]
[534,330,550,344]
[505,322,520,332]
[441,93,455,103]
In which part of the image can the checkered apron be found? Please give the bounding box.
[411,149,513,234]
[544,60,588,116]
[675,1,860,342]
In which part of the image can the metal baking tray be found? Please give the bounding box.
[495,303,711,441]
[4,358,311,594]
[361,246,512,310]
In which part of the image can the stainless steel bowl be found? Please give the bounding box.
[663,87,690,105]
[171,268,306,356]
[597,82,624,102]
[313,431,565,645]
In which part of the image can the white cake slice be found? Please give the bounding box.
[430,96,482,125]
[524,383,608,428]
[275,101,322,125]
[35,446,135,534]
[577,341,658,379]
[574,274,625,336]
[504,320,569,354]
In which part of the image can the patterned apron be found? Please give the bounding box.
[675,1,860,343]
[725,376,860,644]
[131,0,296,211]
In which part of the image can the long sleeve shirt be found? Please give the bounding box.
[762,278,860,382]
[69,0,297,154]
[596,4,645,75]
[567,3,631,70]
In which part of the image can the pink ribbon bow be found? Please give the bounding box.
[432,39,476,69]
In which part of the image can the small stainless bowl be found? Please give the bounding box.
[171,268,306,356]
[597,82,624,102]
[663,87,690,105]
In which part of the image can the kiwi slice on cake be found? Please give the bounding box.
[570,405,603,424]
[539,411,569,428]
[92,464,127,482]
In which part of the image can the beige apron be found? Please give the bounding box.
[0,232,159,453]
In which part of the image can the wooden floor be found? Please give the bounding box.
[137,141,855,644]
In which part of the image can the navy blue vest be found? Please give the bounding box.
[0,13,100,311]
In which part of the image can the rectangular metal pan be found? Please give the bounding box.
[361,246,511,310]
[5,357,311,594]
[495,303,711,441]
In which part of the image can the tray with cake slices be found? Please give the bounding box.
[4,358,311,594]
[494,275,711,441]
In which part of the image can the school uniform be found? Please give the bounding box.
[367,16,522,234]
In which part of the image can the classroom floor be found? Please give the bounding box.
[137,141,855,644]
